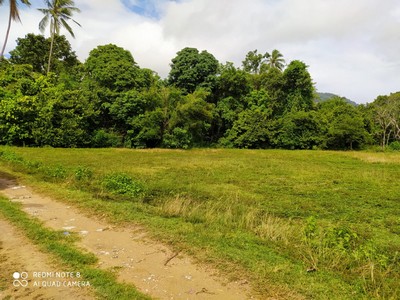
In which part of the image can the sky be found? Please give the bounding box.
[1,0,399,104]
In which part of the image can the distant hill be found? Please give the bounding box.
[316,92,358,106]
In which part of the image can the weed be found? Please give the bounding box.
[101,173,144,199]
[74,166,93,181]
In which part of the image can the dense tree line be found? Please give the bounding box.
[1,33,399,150]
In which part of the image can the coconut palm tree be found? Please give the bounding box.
[0,0,31,59]
[265,49,285,71]
[38,0,80,73]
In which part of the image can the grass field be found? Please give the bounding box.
[0,147,399,299]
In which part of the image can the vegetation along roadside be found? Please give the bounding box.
[0,147,399,299]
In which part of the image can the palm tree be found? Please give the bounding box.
[38,0,80,74]
[0,0,31,59]
[265,49,285,71]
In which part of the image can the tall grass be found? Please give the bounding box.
[0,147,399,299]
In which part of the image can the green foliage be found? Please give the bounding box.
[126,109,164,148]
[170,89,214,144]
[10,34,79,74]
[168,47,219,94]
[162,127,192,149]
[389,141,400,151]
[215,62,250,100]
[242,49,265,74]
[74,166,93,181]
[272,110,321,149]
[2,147,400,299]
[318,98,370,150]
[370,92,400,148]
[85,44,140,92]
[223,106,272,148]
[283,60,314,112]
[91,129,122,148]
[0,39,395,150]
[101,173,144,199]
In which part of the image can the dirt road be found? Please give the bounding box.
[0,218,95,300]
[0,177,254,299]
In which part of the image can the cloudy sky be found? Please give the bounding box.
[1,0,399,103]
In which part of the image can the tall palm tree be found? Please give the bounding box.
[0,0,31,59]
[38,0,80,74]
[265,49,285,71]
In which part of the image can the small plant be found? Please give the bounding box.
[40,164,68,181]
[303,216,318,241]
[102,173,144,199]
[389,141,400,151]
[0,149,24,163]
[74,166,93,181]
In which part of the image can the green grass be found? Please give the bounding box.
[0,195,150,300]
[0,147,399,299]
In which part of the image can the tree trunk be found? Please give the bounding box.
[0,9,13,59]
[47,22,56,74]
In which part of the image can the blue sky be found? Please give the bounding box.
[1,0,400,104]
[121,0,161,19]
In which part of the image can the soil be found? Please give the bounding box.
[0,177,255,300]
[0,218,95,300]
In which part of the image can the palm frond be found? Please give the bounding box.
[61,19,74,38]
[10,0,21,22]
[38,15,49,33]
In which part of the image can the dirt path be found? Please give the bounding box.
[0,218,95,300]
[0,177,254,300]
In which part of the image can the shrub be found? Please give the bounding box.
[101,173,144,199]
[162,127,192,149]
[91,130,122,148]
[40,164,68,181]
[74,166,93,181]
[389,141,400,151]
[0,149,24,164]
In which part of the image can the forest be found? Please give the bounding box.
[1,33,400,150]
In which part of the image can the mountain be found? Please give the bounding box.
[316,92,358,106]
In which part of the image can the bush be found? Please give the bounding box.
[162,127,192,149]
[91,130,122,148]
[74,166,93,181]
[101,173,144,199]
[389,141,400,151]
[40,164,68,181]
[0,149,24,164]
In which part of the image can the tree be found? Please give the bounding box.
[317,98,369,150]
[242,49,285,74]
[242,49,264,74]
[272,111,321,149]
[371,92,400,148]
[260,67,285,115]
[282,60,314,112]
[85,44,141,92]
[211,62,251,142]
[265,49,285,71]
[38,0,81,74]
[9,33,79,74]
[168,89,214,146]
[168,47,219,94]
[0,0,31,59]
[221,90,272,148]
[222,106,272,149]
[215,62,250,100]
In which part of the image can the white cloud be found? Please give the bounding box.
[1,0,399,103]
